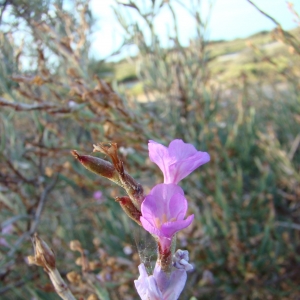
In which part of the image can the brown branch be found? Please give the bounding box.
[3,156,35,184]
[0,97,57,111]
[246,0,281,27]
[29,174,59,234]
[246,0,300,55]
[0,96,74,114]
[28,234,76,300]
[7,175,58,257]
[0,275,35,296]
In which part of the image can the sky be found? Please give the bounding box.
[89,0,300,60]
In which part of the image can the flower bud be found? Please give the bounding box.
[28,233,56,272]
[173,249,193,271]
[116,196,142,225]
[71,150,115,180]
[70,240,82,252]
[72,149,144,210]
[66,271,81,284]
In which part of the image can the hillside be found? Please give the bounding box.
[93,27,299,96]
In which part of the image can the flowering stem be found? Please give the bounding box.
[48,269,77,300]
[27,234,76,300]
[116,196,142,225]
[157,243,173,273]
[71,150,144,210]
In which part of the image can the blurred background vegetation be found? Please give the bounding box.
[0,0,300,299]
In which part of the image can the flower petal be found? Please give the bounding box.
[148,141,171,182]
[141,184,193,239]
[148,139,210,184]
[149,183,184,200]
[141,184,185,224]
[146,276,163,300]
[134,264,163,300]
[168,139,198,160]
[141,195,163,224]
[168,192,187,221]
[169,151,210,184]
[160,214,194,238]
[163,269,187,300]
[153,263,169,293]
[140,216,162,237]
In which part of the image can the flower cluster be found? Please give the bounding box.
[135,139,210,299]
[72,139,209,300]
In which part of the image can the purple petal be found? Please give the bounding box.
[141,184,185,222]
[168,139,198,160]
[153,263,188,300]
[141,184,192,239]
[2,224,13,235]
[93,190,103,200]
[140,216,162,237]
[141,195,163,224]
[146,277,163,300]
[138,263,148,278]
[169,151,210,184]
[149,139,210,184]
[148,141,170,181]
[168,192,188,221]
[173,249,193,271]
[153,263,169,293]
[134,264,163,300]
[149,183,184,200]
[160,215,194,238]
[163,269,187,300]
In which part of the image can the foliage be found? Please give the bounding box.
[0,0,300,299]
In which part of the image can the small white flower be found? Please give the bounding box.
[173,249,193,271]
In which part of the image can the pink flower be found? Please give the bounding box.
[135,264,163,300]
[135,263,187,300]
[0,223,13,248]
[148,139,210,184]
[93,191,104,204]
[140,184,194,251]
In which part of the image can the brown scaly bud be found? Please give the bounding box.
[94,142,123,174]
[27,233,76,300]
[69,239,89,273]
[71,150,115,180]
[72,147,144,210]
[116,196,142,226]
[93,143,144,209]
[28,233,56,272]
[66,271,81,284]
[69,240,82,252]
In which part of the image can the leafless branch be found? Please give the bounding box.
[0,97,58,111]
[30,174,59,234]
[7,175,58,258]
[246,0,281,28]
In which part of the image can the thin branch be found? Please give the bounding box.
[246,0,281,27]
[288,134,300,160]
[0,275,35,296]
[3,156,35,184]
[0,96,57,111]
[275,221,300,231]
[7,175,58,257]
[246,0,300,55]
[30,174,59,234]
[28,234,77,300]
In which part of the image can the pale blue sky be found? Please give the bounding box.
[90,0,299,59]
